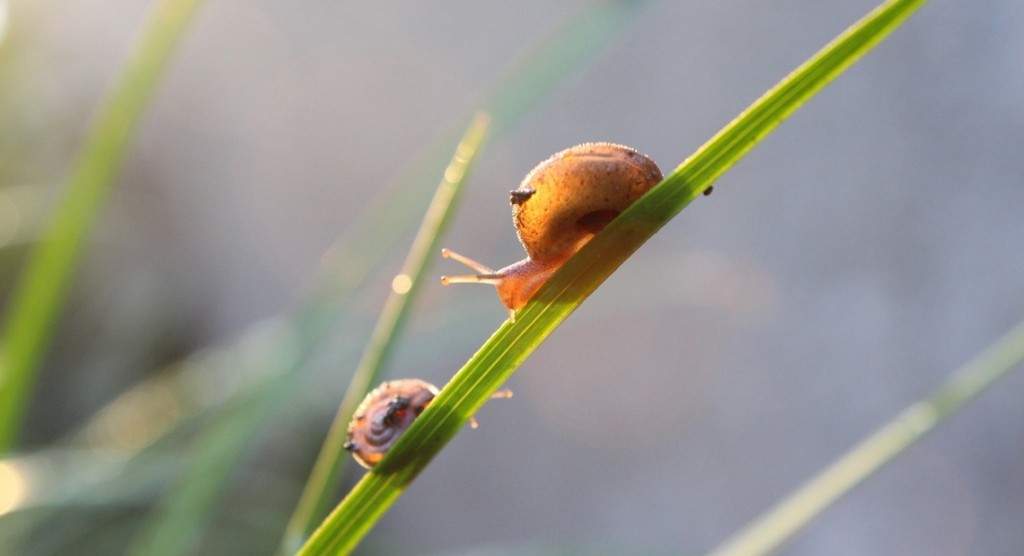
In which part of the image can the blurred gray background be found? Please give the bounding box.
[2,0,1023,554]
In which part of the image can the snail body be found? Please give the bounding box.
[345,379,512,469]
[441,142,662,319]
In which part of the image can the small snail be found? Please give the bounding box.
[441,142,663,320]
[345,379,512,469]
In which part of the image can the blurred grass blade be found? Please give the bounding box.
[708,318,1024,556]
[279,113,490,553]
[0,0,205,453]
[128,115,489,556]
[297,0,929,553]
[482,0,653,135]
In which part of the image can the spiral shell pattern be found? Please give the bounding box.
[344,379,439,469]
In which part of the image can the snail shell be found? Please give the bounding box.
[511,142,663,262]
[344,379,438,469]
[441,142,662,319]
[345,380,512,469]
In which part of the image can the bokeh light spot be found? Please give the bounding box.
[0,461,26,515]
[391,274,412,294]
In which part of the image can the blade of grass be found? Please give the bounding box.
[707,318,1024,556]
[297,0,929,553]
[278,113,490,554]
[0,0,206,452]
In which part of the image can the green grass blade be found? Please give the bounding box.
[278,113,490,554]
[297,0,929,553]
[707,318,1024,556]
[0,0,205,452]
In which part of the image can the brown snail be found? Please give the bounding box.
[345,379,511,469]
[441,142,663,320]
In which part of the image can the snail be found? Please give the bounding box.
[345,379,512,469]
[441,142,663,320]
